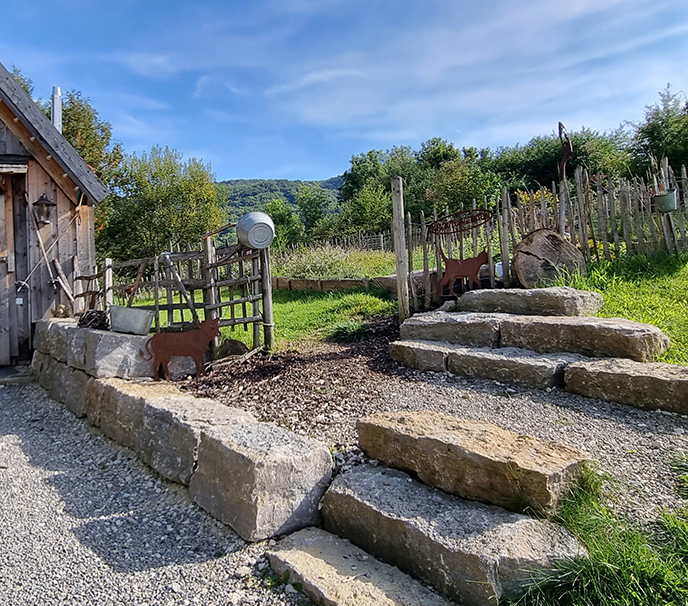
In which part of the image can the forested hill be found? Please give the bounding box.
[218,176,343,218]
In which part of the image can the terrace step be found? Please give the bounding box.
[266,527,453,606]
[455,286,604,316]
[356,411,590,515]
[320,466,586,606]
[565,358,688,414]
[399,311,506,347]
[390,339,583,388]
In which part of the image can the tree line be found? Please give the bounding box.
[268,85,688,249]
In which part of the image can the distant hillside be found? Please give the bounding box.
[218,176,343,220]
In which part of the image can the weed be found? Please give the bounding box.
[504,465,688,605]
[670,452,688,498]
[327,320,372,342]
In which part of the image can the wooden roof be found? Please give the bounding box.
[0,60,108,204]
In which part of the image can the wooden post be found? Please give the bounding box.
[420,210,431,310]
[485,220,495,289]
[202,236,219,355]
[391,177,410,323]
[540,186,549,230]
[500,188,511,286]
[620,181,633,254]
[104,258,113,308]
[407,212,417,311]
[472,199,478,256]
[609,179,620,255]
[632,183,646,254]
[597,175,610,261]
[574,167,589,261]
[153,256,160,332]
[260,247,274,350]
[252,255,261,349]
[558,180,567,238]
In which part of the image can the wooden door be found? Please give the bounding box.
[0,188,11,364]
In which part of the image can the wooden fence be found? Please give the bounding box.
[76,236,274,350]
[392,162,688,319]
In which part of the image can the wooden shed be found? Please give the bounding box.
[0,60,108,365]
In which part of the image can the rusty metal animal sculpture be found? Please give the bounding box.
[139,317,220,380]
[438,247,488,294]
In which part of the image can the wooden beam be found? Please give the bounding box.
[0,100,79,204]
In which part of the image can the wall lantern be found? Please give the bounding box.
[33,193,56,225]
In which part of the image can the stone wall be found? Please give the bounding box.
[32,319,333,542]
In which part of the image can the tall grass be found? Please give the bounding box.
[507,466,688,606]
[547,252,688,365]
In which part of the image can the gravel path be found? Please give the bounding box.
[0,383,310,606]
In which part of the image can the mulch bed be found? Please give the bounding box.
[182,316,411,446]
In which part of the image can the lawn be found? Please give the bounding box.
[550,252,688,365]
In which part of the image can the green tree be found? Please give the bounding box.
[96,146,225,260]
[340,180,392,234]
[417,137,460,169]
[295,184,328,232]
[11,66,123,188]
[264,198,304,249]
[426,158,501,212]
[629,86,688,175]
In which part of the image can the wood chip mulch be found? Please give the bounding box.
[182,316,410,446]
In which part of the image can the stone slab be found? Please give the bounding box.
[389,340,451,372]
[500,315,670,362]
[447,344,584,388]
[139,386,255,484]
[321,466,586,606]
[357,411,590,514]
[456,287,604,316]
[565,358,688,414]
[267,528,453,606]
[189,423,333,541]
[400,311,507,347]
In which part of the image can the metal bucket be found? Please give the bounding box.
[110,306,154,335]
[653,190,677,212]
[236,212,275,249]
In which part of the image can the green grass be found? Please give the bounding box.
[505,466,688,606]
[125,285,396,351]
[547,252,688,365]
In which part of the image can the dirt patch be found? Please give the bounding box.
[183,316,410,446]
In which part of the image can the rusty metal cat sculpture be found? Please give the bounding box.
[438,247,488,294]
[139,317,220,380]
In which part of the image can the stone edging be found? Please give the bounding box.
[32,319,333,542]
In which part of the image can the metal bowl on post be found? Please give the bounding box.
[236,212,275,249]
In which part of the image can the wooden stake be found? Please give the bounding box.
[407,211,417,311]
[421,210,431,310]
[392,177,410,322]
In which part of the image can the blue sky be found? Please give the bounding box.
[2,0,688,181]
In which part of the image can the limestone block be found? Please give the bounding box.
[66,327,88,371]
[565,358,688,414]
[32,320,52,354]
[446,345,584,388]
[267,528,453,606]
[389,340,451,372]
[63,368,90,418]
[84,377,105,427]
[86,378,146,451]
[33,319,76,358]
[50,321,79,363]
[138,385,255,484]
[456,287,604,316]
[31,351,48,379]
[501,315,670,362]
[357,412,590,514]
[321,466,586,606]
[290,279,321,291]
[400,311,506,347]
[49,360,73,404]
[189,423,333,541]
[84,329,197,379]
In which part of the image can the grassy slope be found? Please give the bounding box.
[551,252,688,365]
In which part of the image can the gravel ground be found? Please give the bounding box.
[0,383,311,606]
[189,316,688,525]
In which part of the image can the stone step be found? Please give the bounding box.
[399,311,505,347]
[500,315,670,362]
[320,466,586,606]
[390,339,583,388]
[456,286,603,316]
[399,311,670,362]
[565,358,688,415]
[357,411,590,515]
[267,527,453,606]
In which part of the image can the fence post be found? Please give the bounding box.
[260,248,274,350]
[103,258,113,309]
[391,177,410,323]
[202,236,219,356]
